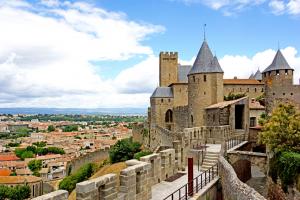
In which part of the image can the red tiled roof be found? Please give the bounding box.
[223,79,264,85]
[0,154,20,161]
[0,169,12,176]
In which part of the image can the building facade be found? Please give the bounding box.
[148,39,299,149]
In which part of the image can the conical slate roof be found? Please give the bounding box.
[262,50,293,73]
[249,73,254,79]
[253,69,262,81]
[188,41,223,75]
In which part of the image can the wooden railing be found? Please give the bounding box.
[163,163,218,200]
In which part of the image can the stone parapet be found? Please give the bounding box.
[219,156,266,200]
[76,174,117,200]
[32,190,68,200]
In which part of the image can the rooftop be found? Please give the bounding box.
[0,176,42,184]
[206,97,248,109]
[188,41,223,75]
[223,79,263,85]
[262,49,293,73]
[151,87,173,98]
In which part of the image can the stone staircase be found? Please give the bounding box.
[200,151,219,172]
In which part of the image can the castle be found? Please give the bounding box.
[147,38,300,150]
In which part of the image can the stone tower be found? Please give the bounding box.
[159,52,178,87]
[188,40,224,127]
[262,49,294,114]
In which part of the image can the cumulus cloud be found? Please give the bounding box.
[0,0,164,108]
[180,46,300,83]
[176,0,300,16]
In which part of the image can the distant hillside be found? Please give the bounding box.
[0,108,147,116]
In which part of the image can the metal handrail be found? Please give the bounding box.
[163,163,219,200]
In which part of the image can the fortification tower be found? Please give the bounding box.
[262,49,294,114]
[159,52,178,87]
[188,40,224,127]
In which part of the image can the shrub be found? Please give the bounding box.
[47,125,55,132]
[109,138,141,163]
[28,160,42,176]
[224,92,246,101]
[0,185,30,200]
[59,163,95,193]
[134,151,152,160]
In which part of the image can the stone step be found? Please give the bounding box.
[202,160,217,165]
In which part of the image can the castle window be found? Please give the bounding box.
[213,114,215,122]
[204,75,207,82]
[291,93,293,96]
[247,88,249,92]
[255,88,257,92]
[204,91,206,95]
[193,76,195,82]
[276,70,280,75]
[191,115,194,124]
[168,99,171,102]
[283,93,285,95]
[285,69,288,75]
[161,99,163,103]
[268,72,271,76]
[273,93,275,95]
[261,88,264,92]
[240,88,242,92]
[165,109,173,123]
[263,73,266,78]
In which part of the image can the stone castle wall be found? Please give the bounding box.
[188,73,224,127]
[159,52,178,87]
[184,125,232,145]
[223,84,264,99]
[219,156,266,200]
[173,105,189,132]
[39,148,180,200]
[67,148,109,174]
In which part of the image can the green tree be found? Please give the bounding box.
[134,151,152,160]
[0,185,30,200]
[259,103,300,152]
[33,141,47,147]
[109,138,142,163]
[28,160,42,176]
[47,125,55,132]
[21,151,35,160]
[62,125,78,132]
[59,163,95,193]
[15,127,30,134]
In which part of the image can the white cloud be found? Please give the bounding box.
[269,0,286,15]
[177,0,267,15]
[287,0,300,15]
[180,47,300,83]
[219,47,300,84]
[177,0,300,16]
[0,0,164,108]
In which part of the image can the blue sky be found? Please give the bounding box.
[0,0,300,108]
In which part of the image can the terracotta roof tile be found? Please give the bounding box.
[0,154,20,161]
[223,79,264,85]
[0,176,41,184]
[0,169,11,176]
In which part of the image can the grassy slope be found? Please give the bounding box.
[68,162,126,200]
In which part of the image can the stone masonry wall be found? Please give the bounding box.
[219,156,266,200]
[76,174,118,200]
[32,190,68,200]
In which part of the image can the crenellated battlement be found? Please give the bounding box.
[159,51,178,57]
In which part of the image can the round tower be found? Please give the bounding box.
[262,49,294,114]
[188,41,224,127]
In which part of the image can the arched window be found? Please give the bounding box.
[165,109,173,123]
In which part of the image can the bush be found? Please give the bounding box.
[28,160,42,176]
[134,151,152,160]
[59,163,95,193]
[47,147,65,154]
[0,185,30,200]
[62,125,78,132]
[109,138,141,163]
[47,125,55,132]
[224,92,246,101]
[33,141,47,147]
[269,151,300,191]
